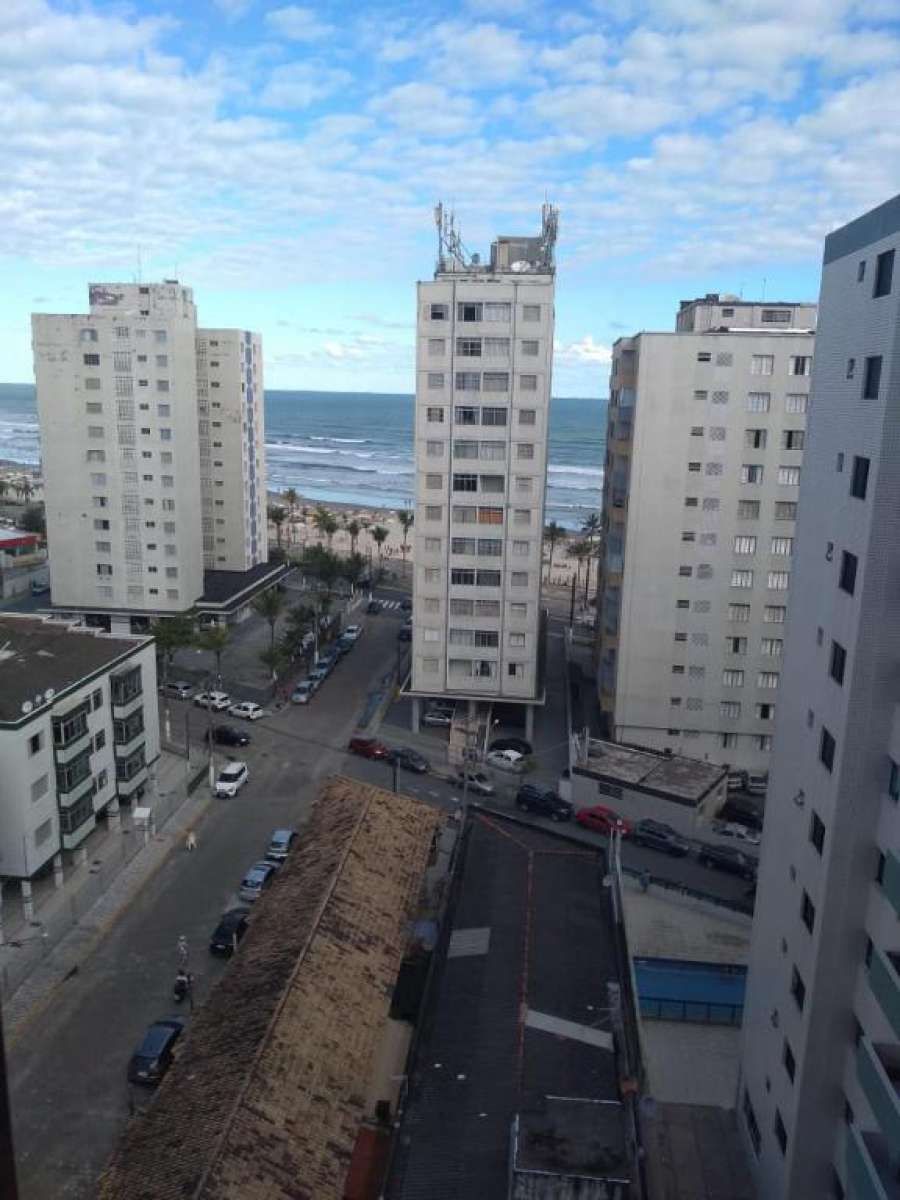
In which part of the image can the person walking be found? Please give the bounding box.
[177,935,188,967]
[186,830,197,852]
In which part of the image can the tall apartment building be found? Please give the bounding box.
[32,284,269,634]
[409,206,557,738]
[595,296,817,775]
[739,197,900,1198]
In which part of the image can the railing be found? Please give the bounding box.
[621,863,754,915]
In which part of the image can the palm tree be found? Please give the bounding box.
[267,504,288,549]
[581,512,601,551]
[283,488,299,544]
[195,623,230,689]
[568,539,591,585]
[252,586,286,656]
[284,603,316,660]
[0,479,8,500]
[259,645,287,694]
[543,521,566,581]
[396,509,414,562]
[12,481,24,501]
[313,505,338,549]
[345,518,361,557]
[20,478,33,502]
[370,525,389,574]
[151,613,195,741]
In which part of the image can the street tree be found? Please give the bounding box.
[543,521,566,581]
[396,509,414,562]
[252,586,286,656]
[345,518,361,556]
[283,487,299,543]
[313,505,338,548]
[267,504,288,548]
[150,613,196,740]
[370,525,389,574]
[195,623,230,689]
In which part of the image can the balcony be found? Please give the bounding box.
[847,1125,900,1200]
[859,1037,900,1149]
[54,725,92,765]
[869,947,900,1041]
[883,850,900,921]
[117,764,148,799]
[56,770,95,809]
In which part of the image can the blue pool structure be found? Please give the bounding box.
[633,957,747,1026]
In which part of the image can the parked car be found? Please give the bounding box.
[486,748,525,773]
[194,690,231,711]
[206,724,250,748]
[160,679,195,700]
[717,799,764,832]
[318,650,339,673]
[127,1018,185,1086]
[515,785,573,821]
[214,760,249,797]
[209,906,250,956]
[422,710,452,728]
[308,665,328,687]
[348,736,390,760]
[630,819,690,856]
[489,736,533,757]
[266,828,298,863]
[697,842,757,880]
[398,627,412,642]
[342,624,362,643]
[575,804,632,836]
[456,770,495,796]
[290,681,315,705]
[712,820,762,847]
[239,860,277,902]
[400,598,412,611]
[366,600,382,614]
[389,747,429,774]
[228,701,267,721]
[335,635,354,655]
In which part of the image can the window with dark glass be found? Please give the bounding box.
[873,248,895,298]
[801,891,815,933]
[850,456,869,500]
[820,727,836,772]
[862,356,882,400]
[790,966,805,1011]
[774,1110,787,1156]
[829,641,846,685]
[839,551,857,595]
[783,1041,795,1083]
[809,810,825,854]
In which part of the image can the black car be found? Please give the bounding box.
[400,598,413,611]
[631,819,691,857]
[209,906,250,956]
[515,785,573,822]
[367,600,382,614]
[398,627,412,642]
[717,800,764,832]
[207,724,250,748]
[697,842,757,880]
[127,1018,185,1086]
[490,736,533,757]
[389,747,429,774]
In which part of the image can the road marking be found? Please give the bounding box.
[525,1009,613,1051]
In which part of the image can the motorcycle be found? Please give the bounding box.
[173,971,192,1003]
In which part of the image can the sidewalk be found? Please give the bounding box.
[1,749,213,1047]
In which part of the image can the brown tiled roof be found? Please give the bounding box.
[98,775,442,1200]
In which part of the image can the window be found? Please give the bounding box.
[682,532,696,543]
[83,353,100,366]
[425,505,442,520]
[426,473,442,490]
[509,631,526,648]
[873,248,895,298]
[96,563,113,576]
[778,466,800,486]
[785,393,808,414]
[728,604,751,622]
[820,727,836,772]
[423,567,441,583]
[810,811,825,854]
[731,569,753,588]
[774,502,797,520]
[850,456,870,500]
[521,340,539,356]
[428,373,445,389]
[518,409,536,425]
[678,565,693,577]
[510,571,528,587]
[455,405,478,425]
[516,443,534,460]
[156,380,169,393]
[427,407,445,423]
[726,636,748,654]
[774,1111,787,1156]
[782,430,805,450]
[751,355,774,376]
[456,371,480,391]
[734,535,757,555]
[743,1091,761,1157]
[858,259,867,282]
[512,540,529,556]
[80,328,98,343]
[429,338,446,357]
[519,374,537,391]
[457,337,481,357]
[423,598,440,614]
[745,428,767,449]
[478,569,502,586]
[484,302,511,321]
[685,497,698,508]
[523,304,540,321]
[451,537,476,555]
[801,891,815,934]
[762,309,792,324]
[426,440,444,457]
[771,537,793,556]
[514,476,532,494]
[839,550,857,595]
[758,672,779,689]
[457,302,483,322]
[484,337,509,357]
[748,393,777,417]
[789,356,811,376]
[737,499,760,520]
[830,640,846,685]
[847,357,856,379]
[767,571,790,590]
[705,462,723,477]
[890,759,900,802]
[478,506,503,524]
[28,731,43,756]
[482,371,509,392]
[741,464,764,484]
[723,669,744,688]
[790,967,806,1011]
[482,407,507,426]
[697,351,711,363]
[510,602,527,618]
[429,303,448,320]
[756,703,775,720]
[761,638,783,657]
[672,665,685,674]
[863,356,882,400]
[721,701,741,720]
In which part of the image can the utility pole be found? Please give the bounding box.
[569,571,577,627]
[205,675,215,791]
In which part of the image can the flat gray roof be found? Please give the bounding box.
[824,193,900,265]
[582,739,727,803]
[0,615,143,725]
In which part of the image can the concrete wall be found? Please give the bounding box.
[571,768,724,838]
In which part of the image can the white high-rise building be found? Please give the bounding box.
[409,206,557,739]
[32,284,268,632]
[595,296,817,775]
[739,198,900,1197]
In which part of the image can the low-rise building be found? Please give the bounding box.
[0,614,159,877]
[572,736,728,838]
[0,529,48,599]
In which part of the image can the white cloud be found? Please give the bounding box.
[430,22,532,87]
[555,336,611,365]
[369,83,480,138]
[264,5,333,41]
[258,62,352,109]
[211,0,254,16]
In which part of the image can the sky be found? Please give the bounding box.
[3,0,900,396]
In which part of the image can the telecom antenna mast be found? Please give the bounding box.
[434,203,473,273]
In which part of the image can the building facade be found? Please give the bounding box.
[596,297,816,775]
[0,529,47,598]
[196,329,267,572]
[32,283,267,631]
[409,208,557,734]
[739,197,900,1198]
[0,614,160,876]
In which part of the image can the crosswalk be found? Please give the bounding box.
[377,600,405,611]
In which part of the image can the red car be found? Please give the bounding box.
[347,736,390,760]
[575,804,632,836]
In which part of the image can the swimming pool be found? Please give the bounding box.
[634,957,746,1025]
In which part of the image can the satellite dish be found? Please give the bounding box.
[34,695,43,707]
[510,260,530,273]
[44,688,55,701]
[21,701,33,714]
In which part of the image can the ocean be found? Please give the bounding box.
[0,383,606,529]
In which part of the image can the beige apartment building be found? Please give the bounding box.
[32,284,270,635]
[409,207,557,738]
[596,295,817,775]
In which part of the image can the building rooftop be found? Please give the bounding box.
[0,615,142,726]
[197,559,290,610]
[581,738,727,804]
[0,530,39,548]
[385,810,633,1200]
[98,776,442,1200]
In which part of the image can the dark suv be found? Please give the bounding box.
[697,842,757,880]
[631,819,691,857]
[515,785,573,822]
[127,1018,185,1086]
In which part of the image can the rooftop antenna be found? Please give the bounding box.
[761,276,767,301]
[434,202,472,272]
[540,202,559,270]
